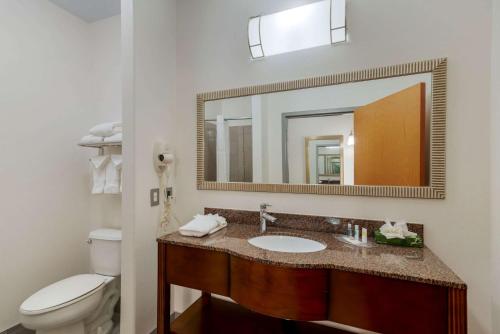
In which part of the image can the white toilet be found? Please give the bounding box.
[19,229,122,334]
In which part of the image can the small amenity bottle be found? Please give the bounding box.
[361,228,368,244]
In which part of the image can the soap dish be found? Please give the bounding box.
[335,235,377,248]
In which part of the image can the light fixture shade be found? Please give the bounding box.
[248,16,263,58]
[331,0,346,43]
[248,0,346,59]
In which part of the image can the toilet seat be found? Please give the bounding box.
[20,274,106,315]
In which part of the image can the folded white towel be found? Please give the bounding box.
[180,216,218,237]
[79,135,104,145]
[90,156,109,194]
[379,220,404,239]
[208,219,228,235]
[394,220,417,238]
[179,214,227,237]
[104,155,122,194]
[380,220,417,239]
[103,132,122,143]
[89,122,122,137]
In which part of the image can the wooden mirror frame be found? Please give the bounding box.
[196,58,447,199]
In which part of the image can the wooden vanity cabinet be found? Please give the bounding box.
[158,243,467,334]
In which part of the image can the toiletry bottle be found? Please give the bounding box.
[361,228,368,244]
[354,225,359,241]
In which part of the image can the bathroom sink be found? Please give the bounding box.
[248,235,326,253]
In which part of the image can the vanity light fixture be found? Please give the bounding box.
[248,0,347,59]
[347,131,355,146]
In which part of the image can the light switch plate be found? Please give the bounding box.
[150,188,160,206]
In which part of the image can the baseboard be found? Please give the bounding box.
[1,324,34,334]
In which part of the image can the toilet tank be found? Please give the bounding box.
[88,229,122,276]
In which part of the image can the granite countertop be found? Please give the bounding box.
[158,223,466,290]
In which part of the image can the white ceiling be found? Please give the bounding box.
[49,0,120,22]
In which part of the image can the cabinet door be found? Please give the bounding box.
[230,256,328,321]
[328,270,448,334]
[166,244,229,296]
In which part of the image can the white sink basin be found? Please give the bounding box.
[248,235,326,253]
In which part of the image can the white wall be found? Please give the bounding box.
[89,16,122,121]
[251,95,264,183]
[175,0,493,333]
[121,0,177,333]
[490,0,500,332]
[0,1,120,331]
[205,96,252,119]
[0,1,89,329]
[88,15,123,231]
[0,2,121,330]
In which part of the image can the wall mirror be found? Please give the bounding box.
[197,58,447,198]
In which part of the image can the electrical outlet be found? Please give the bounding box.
[165,187,173,198]
[150,188,160,206]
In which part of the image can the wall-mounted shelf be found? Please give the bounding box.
[78,142,122,149]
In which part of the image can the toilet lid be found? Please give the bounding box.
[20,274,105,315]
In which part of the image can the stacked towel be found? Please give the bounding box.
[104,132,122,143]
[79,135,104,145]
[179,214,227,237]
[379,220,417,239]
[81,122,123,195]
[90,156,109,194]
[90,122,122,137]
[79,122,122,145]
[104,155,123,194]
[90,155,123,194]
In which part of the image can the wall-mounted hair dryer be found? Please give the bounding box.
[153,141,174,175]
[153,141,179,236]
[158,152,174,164]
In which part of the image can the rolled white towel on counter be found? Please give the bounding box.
[179,214,227,237]
[89,122,122,137]
[103,132,122,143]
[80,135,104,145]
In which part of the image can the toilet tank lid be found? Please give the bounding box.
[89,228,122,241]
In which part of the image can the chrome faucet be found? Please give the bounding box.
[260,203,277,233]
